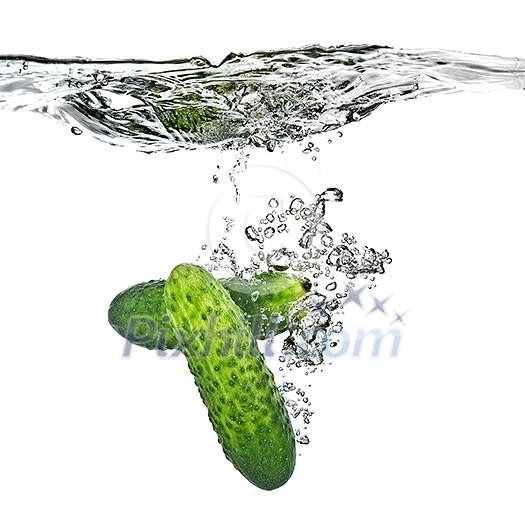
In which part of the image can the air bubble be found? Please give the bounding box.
[245,226,263,243]
[267,248,292,271]
[266,140,276,152]
[332,321,343,333]
[320,188,343,202]
[264,226,275,238]
[321,234,333,247]
[289,197,304,214]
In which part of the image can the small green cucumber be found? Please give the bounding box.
[164,263,296,490]
[108,272,309,349]
[221,272,310,338]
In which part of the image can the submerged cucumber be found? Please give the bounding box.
[164,263,296,490]
[108,272,308,349]
[221,272,310,338]
[153,105,219,133]
[108,279,177,350]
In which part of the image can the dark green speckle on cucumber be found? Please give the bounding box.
[164,263,296,490]
[108,272,309,349]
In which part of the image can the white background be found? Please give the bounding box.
[1,2,525,524]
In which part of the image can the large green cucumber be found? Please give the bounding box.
[108,272,308,349]
[164,263,296,490]
[108,279,178,350]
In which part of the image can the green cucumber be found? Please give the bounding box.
[108,272,309,350]
[221,272,310,338]
[108,279,177,350]
[153,105,219,134]
[164,263,296,490]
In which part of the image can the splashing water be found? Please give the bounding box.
[1,45,525,153]
[251,188,390,367]
[201,186,391,444]
[201,187,390,367]
[6,43,512,446]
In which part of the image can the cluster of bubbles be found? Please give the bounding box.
[278,382,313,446]
[199,187,391,445]
[244,187,391,368]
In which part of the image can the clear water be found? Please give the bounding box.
[4,43,523,446]
[1,44,524,153]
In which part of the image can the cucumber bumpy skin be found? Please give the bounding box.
[164,263,296,490]
[108,279,178,350]
[108,272,309,350]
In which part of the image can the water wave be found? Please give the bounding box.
[1,45,524,152]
